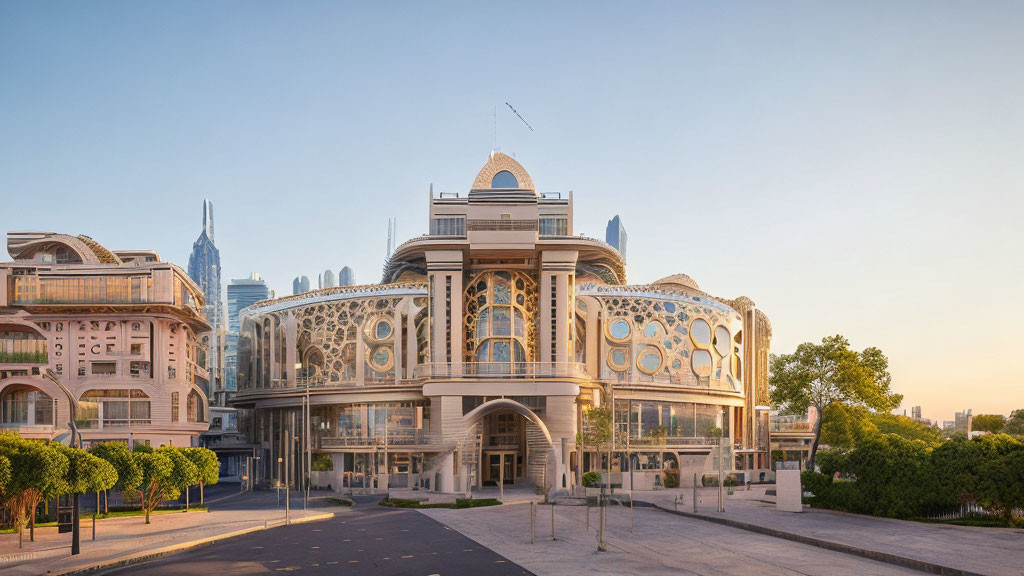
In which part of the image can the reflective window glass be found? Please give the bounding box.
[690,319,711,346]
[714,326,730,356]
[491,170,519,188]
[609,319,631,340]
[493,340,511,362]
[691,350,712,377]
[491,307,511,336]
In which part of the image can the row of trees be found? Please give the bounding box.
[970,411,1024,435]
[89,441,219,523]
[0,435,219,546]
[803,434,1024,523]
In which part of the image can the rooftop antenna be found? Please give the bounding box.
[506,102,534,132]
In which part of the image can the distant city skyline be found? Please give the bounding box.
[2,2,1022,422]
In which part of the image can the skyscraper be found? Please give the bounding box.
[224,273,270,394]
[320,269,337,289]
[292,275,311,295]
[339,266,355,286]
[606,215,628,260]
[187,199,222,384]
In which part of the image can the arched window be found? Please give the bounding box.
[79,389,150,428]
[187,390,205,423]
[491,170,519,188]
[464,271,534,365]
[1,386,54,425]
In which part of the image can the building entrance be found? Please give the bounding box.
[480,411,524,485]
[483,451,517,485]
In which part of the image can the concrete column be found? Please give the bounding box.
[555,273,569,363]
[436,452,454,493]
[393,309,402,384]
[406,308,417,379]
[449,272,463,370]
[539,273,552,363]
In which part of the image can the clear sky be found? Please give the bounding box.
[2,1,1022,423]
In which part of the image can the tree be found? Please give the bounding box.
[1003,410,1024,436]
[870,412,943,446]
[0,436,69,545]
[136,450,174,524]
[182,447,219,506]
[90,442,143,514]
[972,414,1007,434]
[770,335,902,469]
[580,403,613,551]
[53,443,117,495]
[975,445,1024,523]
[159,447,199,509]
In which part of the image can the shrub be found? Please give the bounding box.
[801,470,831,499]
[311,455,333,472]
[662,470,679,488]
[582,471,600,487]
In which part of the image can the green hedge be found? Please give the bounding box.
[805,434,1024,524]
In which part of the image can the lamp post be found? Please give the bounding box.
[43,370,81,555]
[296,362,309,511]
[716,412,725,513]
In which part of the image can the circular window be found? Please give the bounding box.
[714,326,730,356]
[691,350,712,377]
[607,319,631,342]
[368,347,393,371]
[690,319,711,347]
[375,320,393,340]
[607,348,629,371]
[637,347,662,374]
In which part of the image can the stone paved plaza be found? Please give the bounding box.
[422,501,923,576]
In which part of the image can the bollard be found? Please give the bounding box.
[551,504,555,540]
[92,512,96,541]
[693,473,698,514]
[530,501,535,544]
[622,491,630,532]
[586,501,590,531]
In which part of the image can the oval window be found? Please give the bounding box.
[637,347,662,373]
[376,320,393,340]
[608,319,631,341]
[608,348,628,371]
[691,350,712,377]
[690,319,711,347]
[714,326,730,356]
[370,347,392,370]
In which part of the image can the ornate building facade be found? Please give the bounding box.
[234,152,773,494]
[0,232,211,447]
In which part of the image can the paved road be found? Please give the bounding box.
[99,498,531,576]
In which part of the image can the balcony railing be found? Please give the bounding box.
[770,420,814,433]
[603,370,740,393]
[318,429,428,448]
[414,362,589,379]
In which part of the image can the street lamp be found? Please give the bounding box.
[716,412,725,513]
[43,370,81,555]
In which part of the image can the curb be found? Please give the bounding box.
[651,504,984,576]
[47,511,335,576]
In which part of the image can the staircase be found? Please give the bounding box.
[525,422,549,489]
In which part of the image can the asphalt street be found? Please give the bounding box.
[99,497,532,576]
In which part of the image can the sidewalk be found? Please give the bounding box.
[420,500,921,575]
[632,485,1024,576]
[0,491,334,576]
